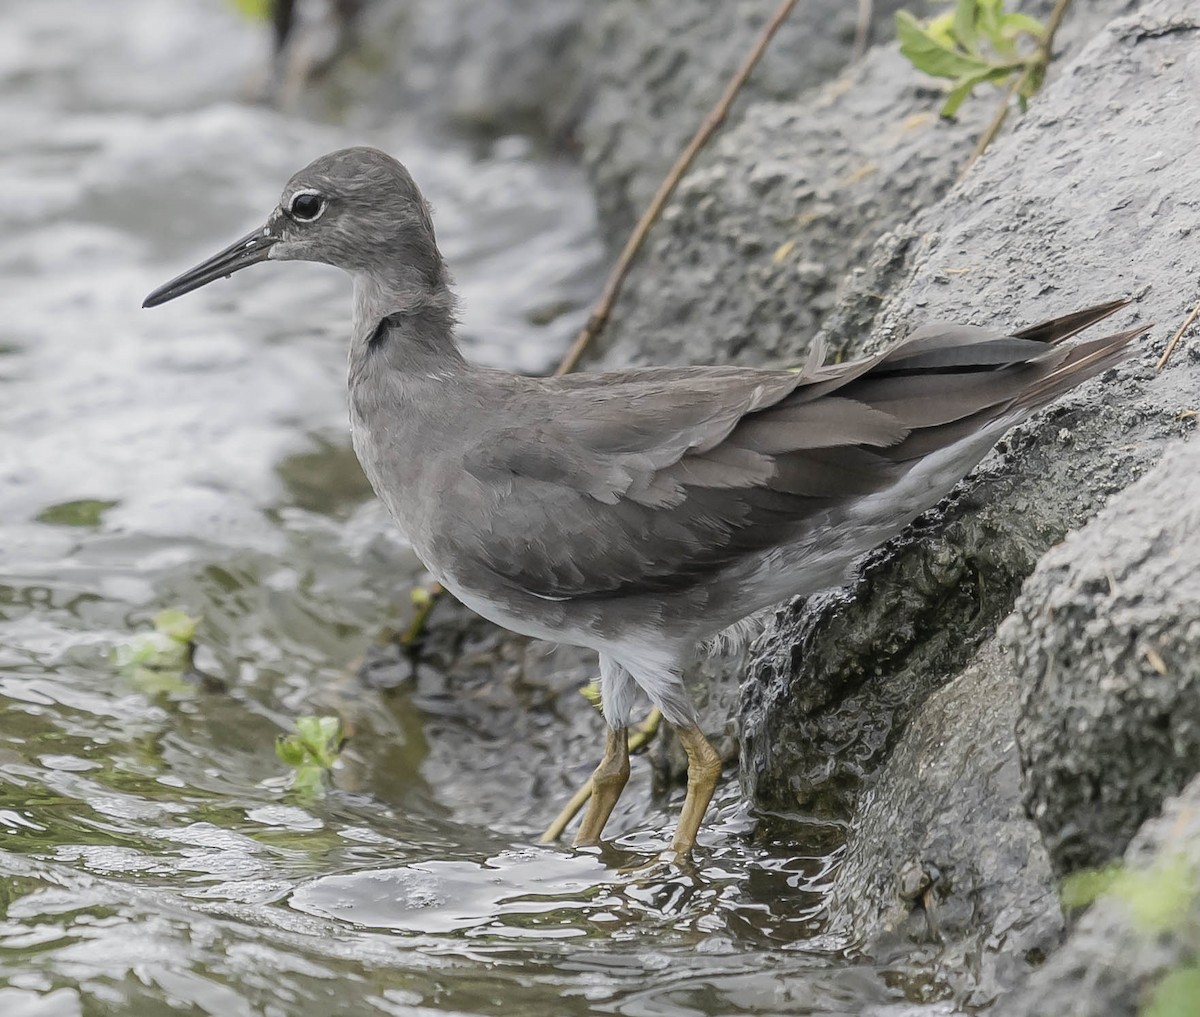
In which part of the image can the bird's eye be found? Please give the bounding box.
[289,192,324,221]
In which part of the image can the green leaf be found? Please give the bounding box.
[275,736,306,767]
[579,679,604,713]
[281,716,343,772]
[127,666,194,696]
[927,11,957,48]
[35,499,117,527]
[952,0,981,53]
[113,632,188,674]
[1019,62,1045,101]
[154,608,198,645]
[1145,967,1200,1017]
[1063,856,1196,933]
[290,763,328,799]
[976,0,1004,38]
[1061,864,1123,908]
[1115,856,1194,933]
[999,12,1046,41]
[896,11,992,80]
[939,63,1020,117]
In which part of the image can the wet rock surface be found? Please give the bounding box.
[733,0,1200,1004]
[828,641,1063,1008]
[741,0,1200,815]
[995,771,1200,1017]
[1009,438,1200,877]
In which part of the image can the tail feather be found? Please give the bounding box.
[1012,298,1131,345]
[1014,322,1150,411]
[819,301,1148,464]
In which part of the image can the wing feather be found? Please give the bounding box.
[449,301,1140,602]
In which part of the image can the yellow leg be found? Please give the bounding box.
[573,726,630,847]
[669,724,723,856]
[539,708,661,844]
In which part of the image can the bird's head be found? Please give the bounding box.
[143,147,445,308]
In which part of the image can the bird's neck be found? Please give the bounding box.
[349,270,466,377]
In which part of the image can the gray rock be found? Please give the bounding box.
[322,0,591,137]
[995,771,1200,1017]
[589,0,1143,372]
[741,0,1200,819]
[1008,437,1200,877]
[735,3,1200,1005]
[572,0,910,246]
[830,641,1063,1009]
[575,0,1146,249]
[590,46,991,372]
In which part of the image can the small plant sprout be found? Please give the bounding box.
[397,582,441,648]
[896,0,1050,117]
[275,716,345,798]
[112,608,201,695]
[580,678,604,714]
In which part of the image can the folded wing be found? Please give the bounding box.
[454,301,1145,602]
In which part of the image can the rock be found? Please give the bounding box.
[1008,437,1200,877]
[738,2,1200,1003]
[572,0,910,246]
[995,771,1200,1017]
[328,0,591,138]
[588,0,1144,372]
[741,0,1200,820]
[828,641,1063,1008]
[589,46,991,372]
[574,0,1146,249]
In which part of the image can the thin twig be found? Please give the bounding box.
[956,70,1024,183]
[555,0,801,376]
[1157,297,1200,370]
[853,0,875,63]
[957,0,1073,183]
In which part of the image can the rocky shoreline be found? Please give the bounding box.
[326,0,1200,1010]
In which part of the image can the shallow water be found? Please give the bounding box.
[0,3,911,1014]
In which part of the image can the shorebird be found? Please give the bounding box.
[144,147,1145,858]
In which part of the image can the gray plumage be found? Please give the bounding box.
[145,147,1147,849]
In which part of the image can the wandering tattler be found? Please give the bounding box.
[144,147,1146,858]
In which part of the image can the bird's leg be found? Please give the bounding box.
[573,725,630,847]
[540,707,661,844]
[668,724,723,856]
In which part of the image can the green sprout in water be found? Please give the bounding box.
[112,608,201,696]
[896,0,1049,117]
[275,716,345,798]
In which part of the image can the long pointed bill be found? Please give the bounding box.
[142,226,278,308]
